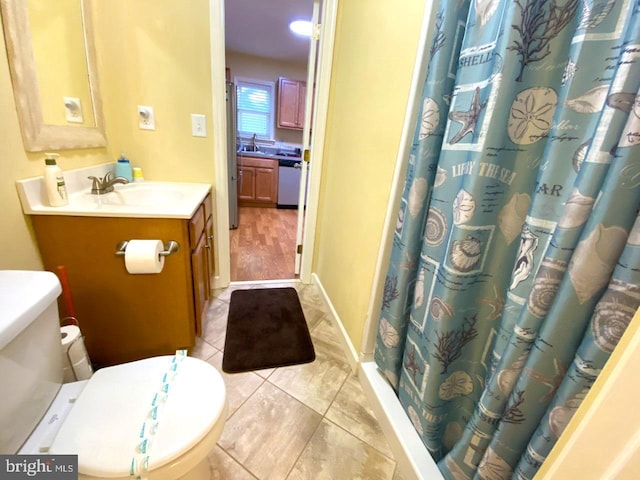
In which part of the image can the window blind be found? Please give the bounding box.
[236,80,273,138]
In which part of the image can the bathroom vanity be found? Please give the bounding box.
[17,166,213,367]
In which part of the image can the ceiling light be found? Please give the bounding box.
[289,20,312,37]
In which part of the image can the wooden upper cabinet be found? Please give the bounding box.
[277,77,306,130]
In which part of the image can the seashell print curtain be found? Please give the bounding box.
[374,0,640,478]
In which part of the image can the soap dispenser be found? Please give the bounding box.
[115,154,133,182]
[43,153,69,206]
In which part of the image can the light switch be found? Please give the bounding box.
[191,114,207,137]
[64,97,83,123]
[138,105,155,130]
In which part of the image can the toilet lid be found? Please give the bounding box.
[50,355,226,478]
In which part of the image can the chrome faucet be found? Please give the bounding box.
[251,133,260,152]
[88,171,129,195]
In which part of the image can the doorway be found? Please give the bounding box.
[224,0,313,282]
[209,0,337,288]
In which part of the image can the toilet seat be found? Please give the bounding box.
[49,355,226,478]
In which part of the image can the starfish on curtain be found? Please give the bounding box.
[448,86,488,144]
[525,357,566,403]
[398,252,417,272]
[479,283,505,322]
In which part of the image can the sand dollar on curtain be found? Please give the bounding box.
[374,0,640,478]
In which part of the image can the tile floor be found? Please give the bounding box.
[191,281,406,480]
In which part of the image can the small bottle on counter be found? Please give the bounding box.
[132,167,145,182]
[115,153,133,182]
[43,153,69,206]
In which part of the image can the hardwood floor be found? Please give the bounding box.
[230,207,299,281]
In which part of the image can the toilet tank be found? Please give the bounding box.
[0,270,64,454]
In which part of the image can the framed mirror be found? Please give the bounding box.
[1,0,106,151]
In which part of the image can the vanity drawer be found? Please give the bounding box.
[203,192,212,221]
[189,205,205,247]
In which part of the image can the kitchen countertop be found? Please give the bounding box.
[237,150,302,162]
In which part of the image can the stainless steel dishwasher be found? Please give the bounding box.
[277,159,302,208]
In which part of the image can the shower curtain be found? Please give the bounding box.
[374,0,640,478]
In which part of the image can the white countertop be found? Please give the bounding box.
[16,163,211,219]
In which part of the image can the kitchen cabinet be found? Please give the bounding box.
[237,155,279,207]
[30,193,214,367]
[277,77,306,130]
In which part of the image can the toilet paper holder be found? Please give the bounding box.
[115,240,180,257]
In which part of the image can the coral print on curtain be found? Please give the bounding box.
[374,0,640,478]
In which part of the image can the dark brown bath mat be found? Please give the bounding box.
[222,287,315,373]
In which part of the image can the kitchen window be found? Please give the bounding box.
[236,78,275,140]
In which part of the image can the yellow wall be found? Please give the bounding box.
[313,0,425,348]
[226,50,305,146]
[0,21,110,271]
[92,0,214,184]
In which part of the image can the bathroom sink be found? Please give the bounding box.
[87,184,185,207]
[16,164,211,219]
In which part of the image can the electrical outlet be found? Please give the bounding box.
[64,97,83,123]
[191,114,207,137]
[138,105,155,130]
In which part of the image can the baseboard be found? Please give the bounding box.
[212,275,225,290]
[359,360,443,480]
[311,273,359,371]
[230,279,299,286]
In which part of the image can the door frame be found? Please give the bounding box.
[209,0,338,288]
[295,0,320,276]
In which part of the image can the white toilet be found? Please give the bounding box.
[0,270,227,480]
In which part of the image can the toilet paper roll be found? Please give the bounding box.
[61,325,93,382]
[68,337,89,364]
[61,324,81,349]
[71,355,93,380]
[124,239,165,274]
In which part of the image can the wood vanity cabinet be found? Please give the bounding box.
[189,193,215,337]
[277,77,306,130]
[30,192,214,368]
[237,155,278,207]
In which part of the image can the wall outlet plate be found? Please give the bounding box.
[64,97,83,123]
[191,114,207,137]
[138,105,155,130]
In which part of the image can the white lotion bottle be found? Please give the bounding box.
[44,153,69,206]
